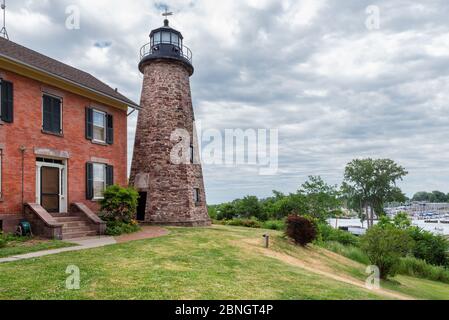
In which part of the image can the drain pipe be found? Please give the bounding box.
[19,145,26,214]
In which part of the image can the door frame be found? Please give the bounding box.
[35,159,68,213]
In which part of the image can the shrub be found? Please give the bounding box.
[100,185,139,223]
[322,241,370,265]
[0,232,7,248]
[262,220,285,231]
[286,215,317,247]
[105,220,141,236]
[360,224,414,279]
[398,256,449,284]
[407,227,449,267]
[317,223,360,246]
[224,219,262,229]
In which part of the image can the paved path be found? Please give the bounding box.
[0,226,169,264]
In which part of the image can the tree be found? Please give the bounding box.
[235,196,264,220]
[300,176,342,221]
[342,159,408,228]
[361,224,414,279]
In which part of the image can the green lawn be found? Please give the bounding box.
[0,238,75,258]
[0,226,447,300]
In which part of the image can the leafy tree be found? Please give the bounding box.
[300,176,342,221]
[361,224,414,279]
[235,196,264,220]
[407,227,449,267]
[342,158,408,228]
[216,203,238,220]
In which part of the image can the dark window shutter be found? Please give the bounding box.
[106,114,114,145]
[86,163,94,200]
[106,165,114,187]
[1,81,13,123]
[85,107,93,140]
[52,98,61,133]
[42,96,52,131]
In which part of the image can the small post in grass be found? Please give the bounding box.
[263,234,270,248]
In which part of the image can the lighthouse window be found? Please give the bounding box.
[172,34,179,46]
[92,110,106,143]
[194,188,201,204]
[162,31,171,43]
[153,32,161,45]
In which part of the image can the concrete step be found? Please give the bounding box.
[62,230,98,240]
[61,221,92,228]
[54,216,86,223]
[63,226,96,233]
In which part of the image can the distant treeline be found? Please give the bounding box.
[411,191,449,203]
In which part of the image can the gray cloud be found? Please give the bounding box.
[6,0,449,203]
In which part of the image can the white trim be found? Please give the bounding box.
[92,109,106,144]
[36,158,68,213]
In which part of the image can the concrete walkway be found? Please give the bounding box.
[0,236,117,264]
[0,226,169,264]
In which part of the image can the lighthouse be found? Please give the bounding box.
[130,14,211,226]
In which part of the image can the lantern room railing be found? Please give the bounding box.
[140,42,193,64]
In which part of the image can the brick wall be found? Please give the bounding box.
[0,70,128,218]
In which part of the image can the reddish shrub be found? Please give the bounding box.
[286,215,317,246]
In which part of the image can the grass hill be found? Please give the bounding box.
[0,225,448,300]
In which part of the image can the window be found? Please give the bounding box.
[93,110,106,143]
[86,163,114,200]
[0,80,14,123]
[162,31,171,43]
[190,145,194,163]
[93,163,106,199]
[194,188,201,204]
[42,94,62,134]
[153,32,161,45]
[86,108,113,145]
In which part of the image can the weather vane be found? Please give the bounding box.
[162,7,173,19]
[0,0,8,40]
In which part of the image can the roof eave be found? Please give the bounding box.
[0,53,141,110]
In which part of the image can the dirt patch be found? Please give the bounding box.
[235,237,414,300]
[114,226,169,243]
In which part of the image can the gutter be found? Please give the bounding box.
[0,53,141,110]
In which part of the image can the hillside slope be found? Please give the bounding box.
[0,225,448,300]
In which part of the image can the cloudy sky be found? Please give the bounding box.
[5,0,449,203]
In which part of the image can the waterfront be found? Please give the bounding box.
[328,218,449,236]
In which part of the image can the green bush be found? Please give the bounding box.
[317,223,360,246]
[286,215,317,247]
[407,227,449,267]
[100,185,139,223]
[0,232,7,248]
[105,220,141,236]
[224,219,262,229]
[262,220,285,231]
[398,256,449,284]
[322,241,370,265]
[360,224,414,279]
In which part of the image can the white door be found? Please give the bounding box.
[36,159,68,213]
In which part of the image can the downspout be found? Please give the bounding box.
[19,145,26,214]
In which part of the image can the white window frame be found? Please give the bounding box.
[92,109,106,143]
[93,163,107,200]
[41,93,63,134]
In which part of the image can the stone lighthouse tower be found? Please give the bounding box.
[130,15,211,226]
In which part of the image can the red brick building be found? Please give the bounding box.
[0,38,139,238]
